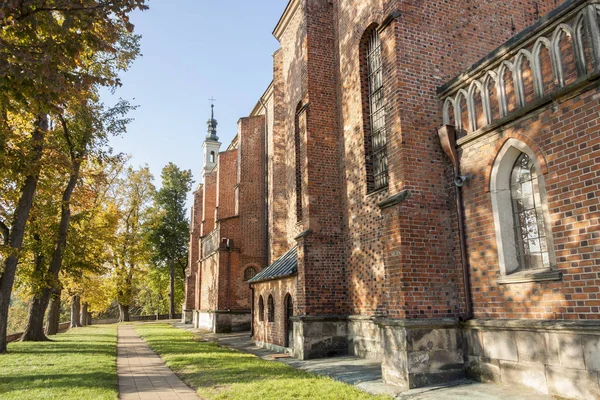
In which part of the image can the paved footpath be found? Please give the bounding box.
[117,325,200,400]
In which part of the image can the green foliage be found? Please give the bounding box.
[0,325,118,399]
[136,324,391,400]
[144,163,193,314]
[107,166,155,311]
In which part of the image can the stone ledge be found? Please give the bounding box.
[497,269,562,284]
[377,189,411,210]
[290,315,348,323]
[375,318,459,330]
[463,318,600,334]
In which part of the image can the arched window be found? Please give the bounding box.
[511,153,550,270]
[210,151,216,163]
[362,27,388,192]
[258,296,264,322]
[244,267,257,281]
[490,139,558,282]
[267,295,275,323]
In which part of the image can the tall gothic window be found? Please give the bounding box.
[365,28,388,191]
[491,139,559,282]
[510,153,550,270]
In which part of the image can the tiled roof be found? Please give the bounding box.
[249,246,297,284]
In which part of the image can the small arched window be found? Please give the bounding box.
[258,296,264,322]
[210,151,216,163]
[267,295,275,323]
[362,27,388,192]
[244,267,257,281]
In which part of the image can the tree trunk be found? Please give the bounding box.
[20,232,47,342]
[118,303,130,322]
[169,258,175,319]
[80,303,88,327]
[0,114,47,353]
[70,295,81,328]
[45,289,61,335]
[20,160,81,342]
[86,310,92,326]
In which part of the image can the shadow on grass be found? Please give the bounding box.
[0,372,116,394]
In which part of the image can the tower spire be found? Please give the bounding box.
[206,98,219,141]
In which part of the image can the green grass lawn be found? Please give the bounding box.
[135,323,390,400]
[0,325,118,400]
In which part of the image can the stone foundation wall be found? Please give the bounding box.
[464,319,600,400]
[291,316,348,360]
[377,319,465,390]
[195,311,251,333]
[348,316,382,361]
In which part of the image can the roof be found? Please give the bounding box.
[249,246,297,284]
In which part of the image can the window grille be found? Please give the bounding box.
[366,29,388,191]
[244,267,257,281]
[511,153,550,270]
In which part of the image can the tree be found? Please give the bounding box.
[0,0,147,353]
[109,166,154,322]
[148,164,193,318]
[20,97,135,342]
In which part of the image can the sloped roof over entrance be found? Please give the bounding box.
[249,246,297,284]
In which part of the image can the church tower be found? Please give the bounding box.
[202,103,221,176]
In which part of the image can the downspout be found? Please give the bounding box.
[437,125,473,321]
[226,243,231,310]
[250,285,254,337]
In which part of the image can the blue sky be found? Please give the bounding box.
[104,1,288,205]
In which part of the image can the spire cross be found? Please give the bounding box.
[209,97,216,118]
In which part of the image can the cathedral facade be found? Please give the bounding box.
[185,1,600,398]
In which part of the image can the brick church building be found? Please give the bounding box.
[184,1,600,398]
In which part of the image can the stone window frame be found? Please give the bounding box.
[210,151,216,163]
[490,138,561,284]
[258,296,264,322]
[267,294,275,323]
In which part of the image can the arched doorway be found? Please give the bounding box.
[284,294,293,348]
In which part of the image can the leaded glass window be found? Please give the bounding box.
[267,295,275,323]
[366,29,388,191]
[258,296,264,322]
[511,153,550,271]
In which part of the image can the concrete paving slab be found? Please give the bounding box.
[118,325,200,400]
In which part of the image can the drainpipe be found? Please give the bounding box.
[226,240,232,310]
[437,125,473,321]
[250,285,255,337]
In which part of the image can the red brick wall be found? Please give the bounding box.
[238,115,268,309]
[333,0,558,319]
[216,150,238,221]
[459,84,600,320]
[269,50,290,263]
[253,277,297,347]
[201,171,217,236]
[185,186,203,309]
